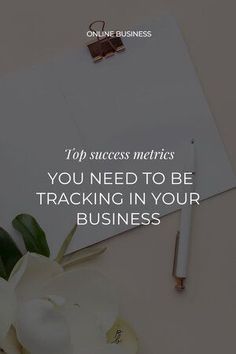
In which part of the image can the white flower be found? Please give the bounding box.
[0,278,16,344]
[0,253,138,354]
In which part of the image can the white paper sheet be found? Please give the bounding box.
[0,15,235,255]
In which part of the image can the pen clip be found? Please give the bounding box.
[172,231,180,277]
[173,231,185,291]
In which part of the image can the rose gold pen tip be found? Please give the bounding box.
[175,278,185,291]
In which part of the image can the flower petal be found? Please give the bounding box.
[9,253,63,301]
[64,305,108,354]
[42,267,119,333]
[0,278,16,345]
[17,265,138,354]
[0,327,22,354]
[63,308,138,354]
[15,298,72,354]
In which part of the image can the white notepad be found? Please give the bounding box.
[0,15,235,255]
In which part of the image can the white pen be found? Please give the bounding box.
[173,139,195,291]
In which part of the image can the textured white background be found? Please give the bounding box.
[1,1,236,353]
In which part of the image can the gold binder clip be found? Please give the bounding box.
[87,20,125,62]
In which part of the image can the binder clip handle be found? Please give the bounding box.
[89,20,106,36]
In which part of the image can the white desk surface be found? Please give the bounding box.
[1,1,236,353]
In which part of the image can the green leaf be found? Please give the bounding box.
[55,224,77,263]
[0,227,23,279]
[12,214,50,257]
[0,256,7,279]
